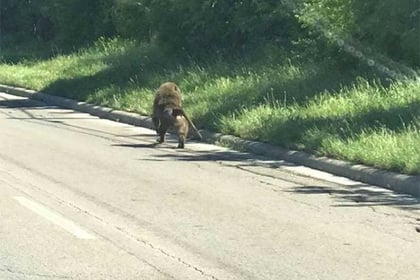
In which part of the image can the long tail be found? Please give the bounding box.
[173,108,202,139]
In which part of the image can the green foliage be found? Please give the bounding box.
[298,0,420,66]
[112,1,152,41]
[46,0,115,46]
[2,0,418,66]
[352,0,420,66]
[0,0,54,43]
[144,0,300,55]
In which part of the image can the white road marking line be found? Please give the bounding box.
[13,196,95,240]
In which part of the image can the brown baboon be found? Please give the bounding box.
[152,82,202,148]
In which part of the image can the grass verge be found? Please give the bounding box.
[0,38,419,174]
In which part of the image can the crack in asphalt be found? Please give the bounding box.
[1,159,222,280]
[0,267,71,279]
[52,201,221,280]
[112,227,221,280]
[4,180,213,280]
[257,179,322,210]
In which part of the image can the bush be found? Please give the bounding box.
[133,0,300,56]
[112,0,152,41]
[3,0,418,67]
[0,0,54,44]
[46,0,115,47]
[298,0,420,67]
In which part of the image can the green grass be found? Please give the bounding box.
[0,38,419,174]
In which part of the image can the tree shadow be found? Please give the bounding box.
[0,98,90,121]
[191,59,386,127]
[113,132,419,208]
[133,144,419,209]
[0,44,66,64]
[117,133,159,138]
[39,43,179,101]
[113,143,160,149]
[290,185,419,210]
[154,150,256,162]
[261,100,420,150]
[0,98,52,109]
[130,146,296,166]
[34,38,388,129]
[0,97,57,120]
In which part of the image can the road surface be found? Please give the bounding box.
[0,91,419,280]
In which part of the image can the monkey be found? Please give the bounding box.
[152,82,202,148]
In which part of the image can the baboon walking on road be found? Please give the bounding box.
[152,82,201,148]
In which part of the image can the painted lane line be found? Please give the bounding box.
[13,196,95,240]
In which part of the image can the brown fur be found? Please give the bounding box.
[152,82,201,148]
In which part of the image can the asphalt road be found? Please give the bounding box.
[1,91,419,280]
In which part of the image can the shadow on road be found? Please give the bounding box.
[113,143,160,149]
[127,145,420,210]
[112,138,420,210]
[0,96,58,120]
[0,97,51,109]
[0,97,94,123]
[290,185,419,210]
[147,148,296,165]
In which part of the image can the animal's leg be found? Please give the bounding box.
[157,122,169,143]
[152,116,160,134]
[175,116,189,148]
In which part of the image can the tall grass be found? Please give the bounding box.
[0,38,419,174]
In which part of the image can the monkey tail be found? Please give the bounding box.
[173,108,202,139]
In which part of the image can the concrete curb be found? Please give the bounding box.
[1,84,419,197]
